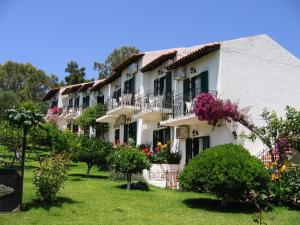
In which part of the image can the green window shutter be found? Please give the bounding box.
[154,79,159,96]
[165,72,172,107]
[183,78,190,115]
[202,136,210,150]
[186,138,193,164]
[124,124,128,144]
[201,71,209,93]
[159,77,165,95]
[115,129,120,143]
[124,80,129,94]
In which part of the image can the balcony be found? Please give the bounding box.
[160,90,217,127]
[133,89,172,122]
[45,107,62,122]
[63,106,83,120]
[105,91,137,116]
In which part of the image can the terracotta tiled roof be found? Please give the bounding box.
[61,84,82,95]
[113,53,145,73]
[166,43,221,70]
[101,53,145,85]
[77,82,94,92]
[43,88,60,101]
[140,51,177,72]
[90,79,106,91]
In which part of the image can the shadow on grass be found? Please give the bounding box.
[115,181,151,192]
[183,198,258,214]
[23,196,81,212]
[68,173,109,179]
[24,165,39,169]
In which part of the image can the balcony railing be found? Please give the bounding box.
[106,91,138,112]
[134,89,173,114]
[162,89,217,120]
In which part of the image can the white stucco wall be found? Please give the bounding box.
[218,34,300,155]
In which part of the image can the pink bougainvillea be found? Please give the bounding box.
[194,93,246,126]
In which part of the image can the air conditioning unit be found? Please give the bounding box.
[173,66,186,80]
[116,115,126,125]
[128,63,138,75]
[176,126,189,139]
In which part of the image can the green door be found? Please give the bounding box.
[201,71,209,93]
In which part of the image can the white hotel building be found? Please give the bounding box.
[44,34,300,171]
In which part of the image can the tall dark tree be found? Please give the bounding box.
[93,46,139,79]
[0,61,60,101]
[0,91,20,119]
[64,61,86,85]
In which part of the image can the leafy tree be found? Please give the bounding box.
[6,108,44,209]
[179,144,269,206]
[93,46,139,79]
[72,136,113,176]
[109,145,151,190]
[76,104,108,138]
[0,61,59,101]
[64,61,86,85]
[0,91,20,119]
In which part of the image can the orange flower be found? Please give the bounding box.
[271,173,278,181]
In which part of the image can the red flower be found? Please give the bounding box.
[146,152,151,156]
[155,147,159,152]
[143,148,149,153]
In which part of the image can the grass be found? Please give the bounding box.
[0,160,299,225]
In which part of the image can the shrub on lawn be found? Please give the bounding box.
[72,135,113,176]
[179,144,269,204]
[32,154,69,203]
[109,144,151,190]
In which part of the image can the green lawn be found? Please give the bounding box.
[0,161,299,225]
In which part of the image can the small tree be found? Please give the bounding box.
[76,104,108,138]
[179,144,269,206]
[110,145,151,190]
[6,108,44,209]
[72,136,112,176]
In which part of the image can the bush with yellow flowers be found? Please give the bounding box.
[267,162,300,208]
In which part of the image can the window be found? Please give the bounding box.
[51,100,58,107]
[68,98,73,108]
[124,122,137,144]
[153,127,171,149]
[82,96,90,108]
[115,129,120,143]
[97,95,104,104]
[191,71,208,98]
[186,136,209,164]
[153,72,172,97]
[74,97,80,108]
[72,124,79,134]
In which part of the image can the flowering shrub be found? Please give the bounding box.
[139,142,181,164]
[194,93,247,126]
[51,106,61,114]
[267,162,300,208]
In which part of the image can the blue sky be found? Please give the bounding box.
[0,0,299,81]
